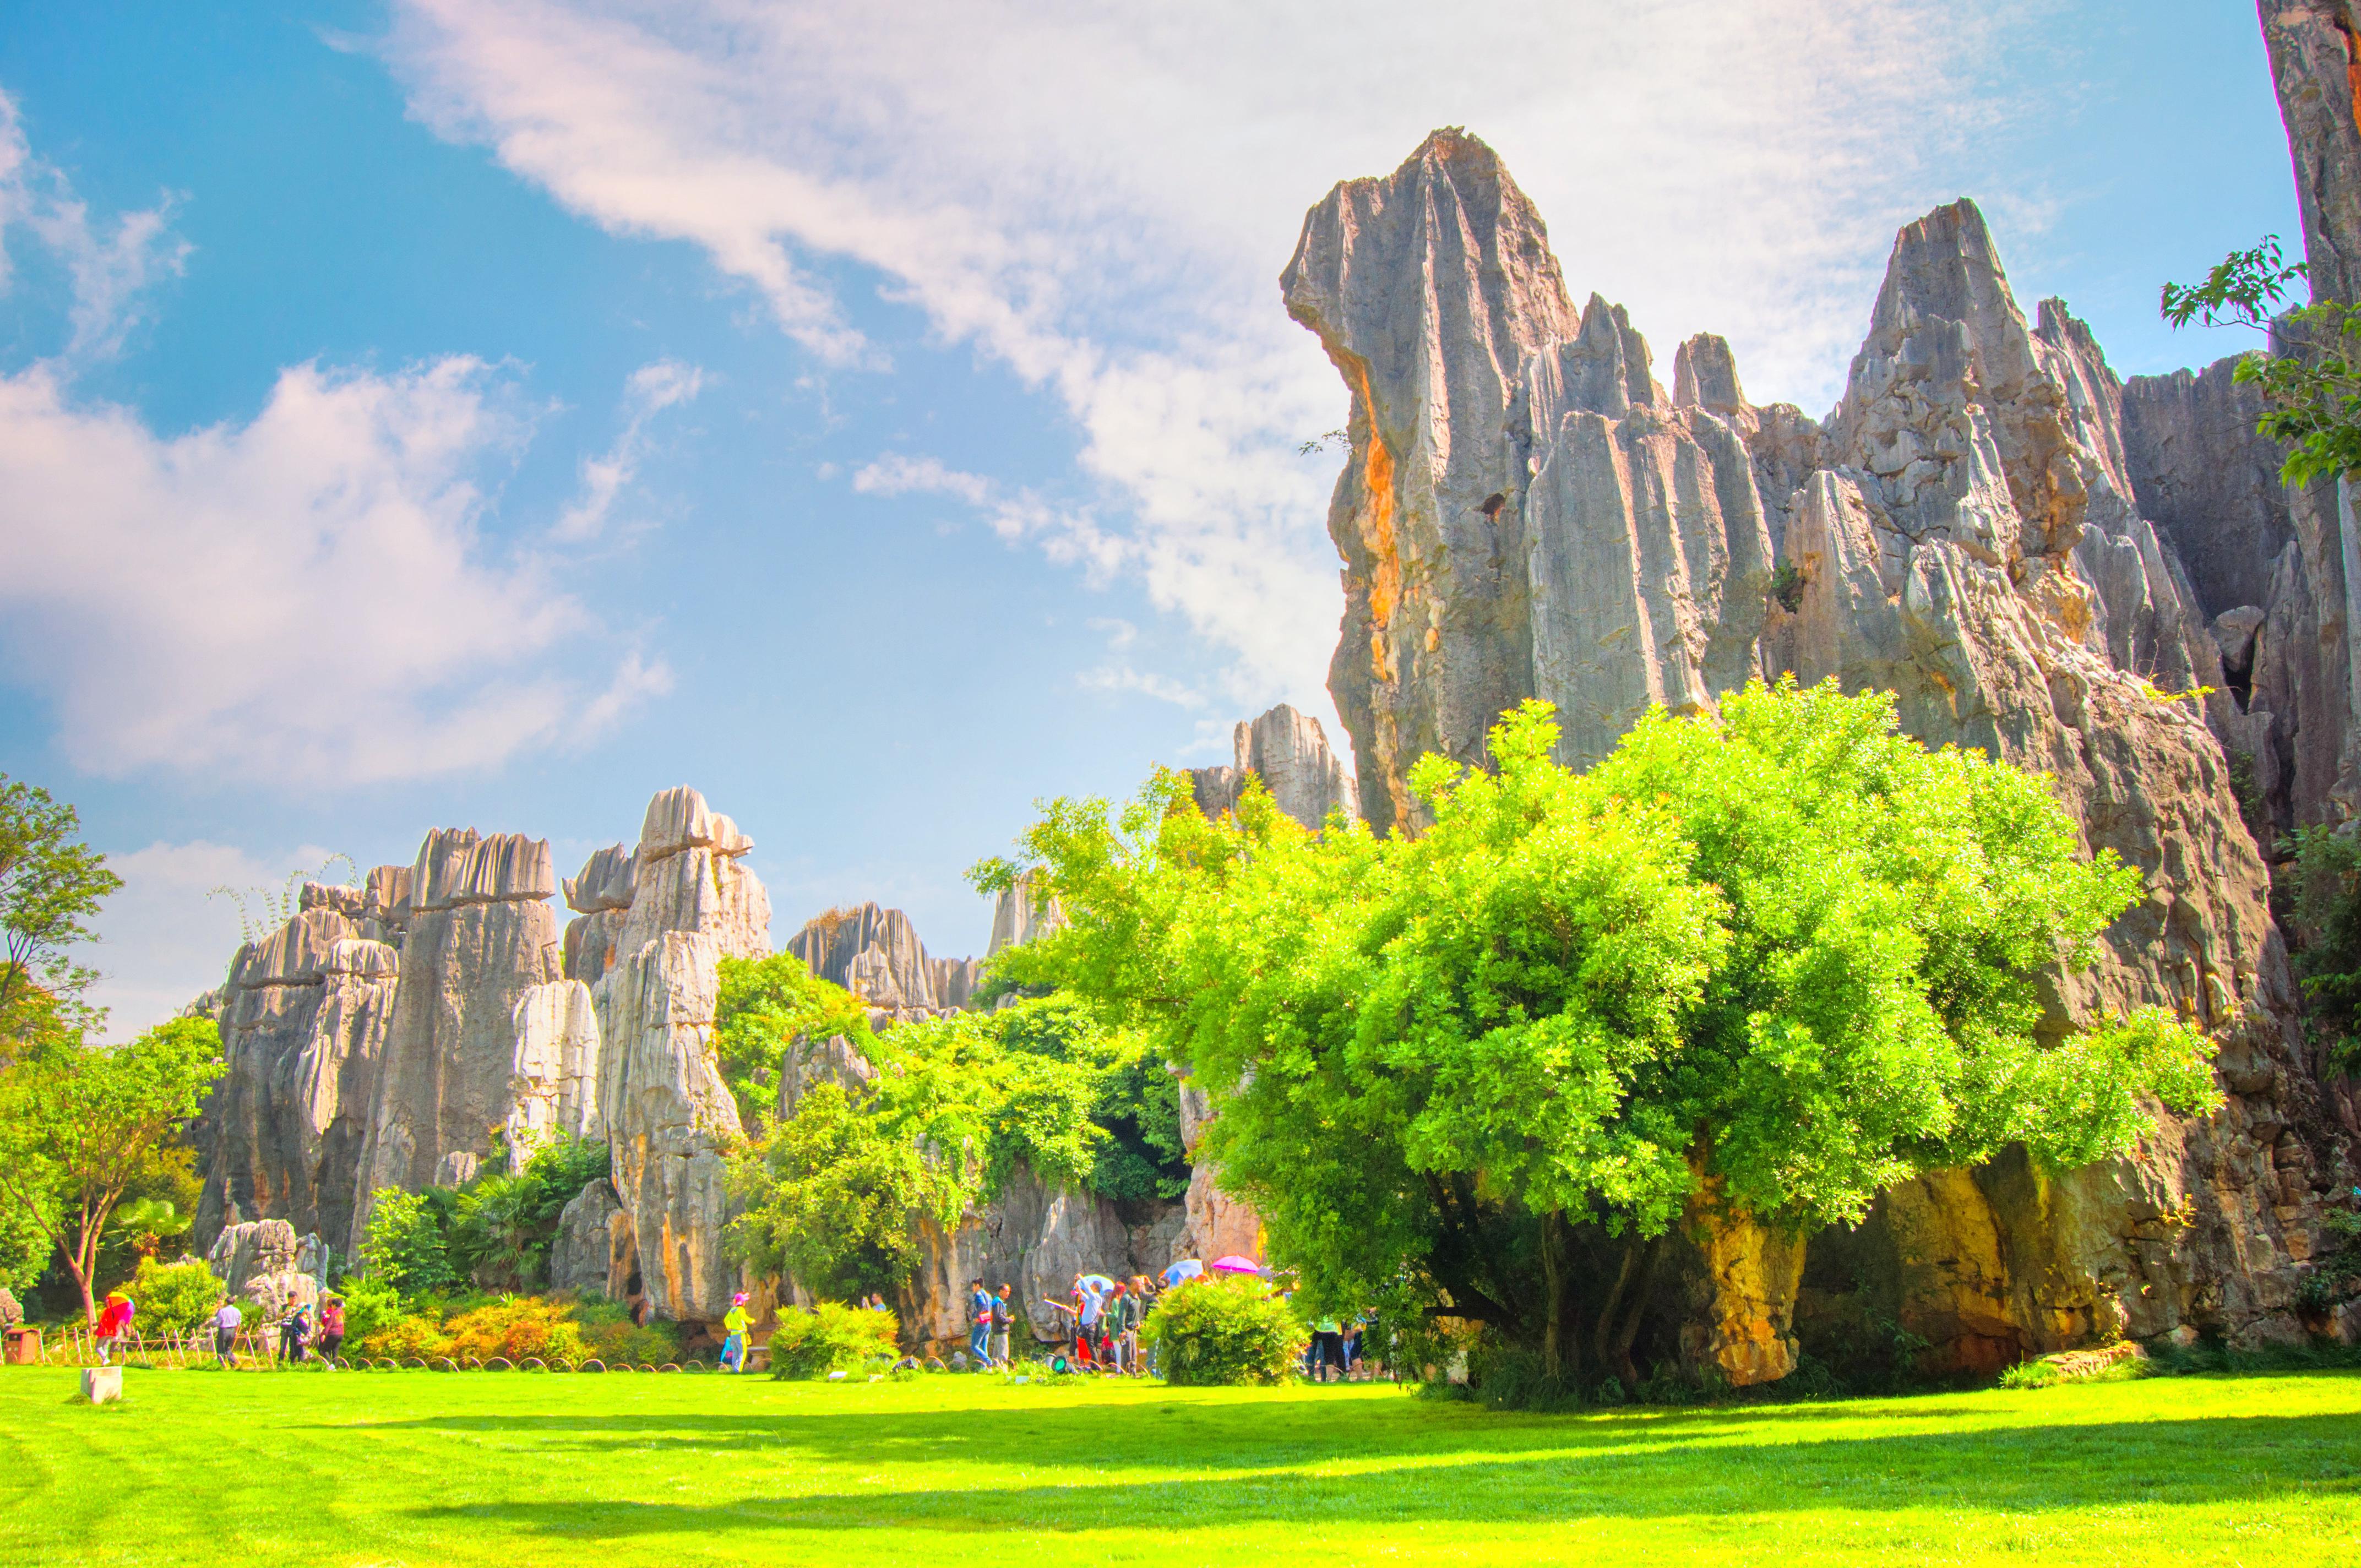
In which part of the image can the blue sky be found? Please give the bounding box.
[0,0,2302,1031]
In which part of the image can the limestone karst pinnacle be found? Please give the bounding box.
[1285,126,2357,1381]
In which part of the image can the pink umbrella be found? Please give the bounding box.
[1209,1255,1261,1275]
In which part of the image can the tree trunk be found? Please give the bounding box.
[1596,1234,1662,1386]
[1538,1208,1580,1389]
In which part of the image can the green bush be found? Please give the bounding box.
[1997,1360,2061,1390]
[443,1297,589,1363]
[129,1256,220,1336]
[335,1277,406,1347]
[1143,1276,1303,1386]
[767,1302,900,1379]
[358,1189,457,1294]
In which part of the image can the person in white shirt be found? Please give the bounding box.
[211,1297,243,1369]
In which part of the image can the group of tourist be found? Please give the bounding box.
[1027,1273,1158,1373]
[84,1287,346,1369]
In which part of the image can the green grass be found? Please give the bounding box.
[4,1365,2357,1565]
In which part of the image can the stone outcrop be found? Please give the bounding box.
[1188,704,1361,829]
[1287,127,2358,1381]
[207,1218,329,1320]
[346,830,563,1251]
[900,1166,1168,1350]
[547,1178,634,1298]
[986,874,1064,958]
[786,902,975,1019]
[589,788,773,1325]
[194,889,405,1254]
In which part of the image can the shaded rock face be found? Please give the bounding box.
[901,1166,1177,1351]
[1188,704,1361,829]
[547,1178,634,1298]
[786,902,972,1019]
[194,894,405,1253]
[347,830,563,1255]
[1287,128,2358,1382]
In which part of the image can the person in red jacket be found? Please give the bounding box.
[95,1292,135,1365]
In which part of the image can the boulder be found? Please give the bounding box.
[548,1178,634,1298]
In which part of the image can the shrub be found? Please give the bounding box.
[1997,1360,2061,1390]
[358,1189,456,1295]
[1143,1276,1303,1386]
[360,1312,454,1362]
[130,1256,221,1336]
[565,1294,687,1365]
[335,1277,406,1347]
[443,1297,590,1363]
[768,1302,900,1379]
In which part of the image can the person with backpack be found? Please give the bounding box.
[988,1284,1014,1368]
[279,1304,311,1365]
[966,1278,992,1369]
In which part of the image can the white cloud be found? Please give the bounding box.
[0,356,666,785]
[553,356,704,541]
[1079,665,1205,711]
[382,0,2047,718]
[851,452,991,507]
[0,91,191,367]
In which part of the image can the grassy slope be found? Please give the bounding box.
[4,1367,2357,1566]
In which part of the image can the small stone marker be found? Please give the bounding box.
[81,1367,123,1404]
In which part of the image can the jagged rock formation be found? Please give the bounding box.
[1286,127,2358,1383]
[586,788,773,1324]
[194,883,407,1253]
[901,1167,1176,1349]
[986,874,1063,957]
[347,831,562,1247]
[1188,703,1361,829]
[786,902,977,1019]
[547,1178,634,1298]
[207,1218,328,1320]
[561,843,635,987]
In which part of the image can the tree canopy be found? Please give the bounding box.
[723,992,1189,1300]
[976,679,2219,1388]
[0,774,122,1057]
[0,1017,222,1324]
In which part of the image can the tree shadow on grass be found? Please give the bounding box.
[402,1407,2361,1538]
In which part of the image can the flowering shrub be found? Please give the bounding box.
[359,1313,454,1362]
[443,1297,590,1363]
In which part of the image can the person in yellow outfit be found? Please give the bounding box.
[720,1293,752,1373]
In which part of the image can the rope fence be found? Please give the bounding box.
[7,1324,756,1374]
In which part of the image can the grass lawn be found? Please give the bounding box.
[3,1364,2357,1566]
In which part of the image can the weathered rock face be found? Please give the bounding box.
[547,1178,634,1298]
[786,902,972,1019]
[1188,704,1361,829]
[347,830,563,1254]
[900,1166,1166,1349]
[1287,128,2358,1381]
[986,874,1064,958]
[194,891,405,1254]
[589,787,772,1324]
[505,979,603,1163]
[208,1218,329,1320]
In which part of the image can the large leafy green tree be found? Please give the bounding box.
[0,1017,221,1325]
[979,680,2219,1390]
[0,775,123,1059]
[714,951,877,1134]
[723,994,1189,1299]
